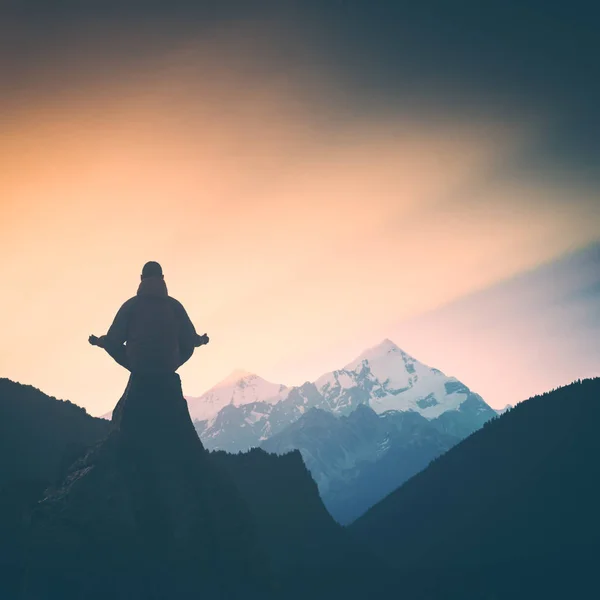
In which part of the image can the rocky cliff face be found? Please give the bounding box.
[24,374,269,600]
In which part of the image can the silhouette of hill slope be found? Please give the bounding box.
[1,376,388,599]
[0,378,111,598]
[212,448,390,598]
[350,378,600,599]
[0,378,110,484]
[23,373,268,600]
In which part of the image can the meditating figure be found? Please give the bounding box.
[89,261,208,373]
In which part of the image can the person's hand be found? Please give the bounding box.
[196,333,210,347]
[89,335,101,347]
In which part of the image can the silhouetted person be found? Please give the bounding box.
[89,261,208,373]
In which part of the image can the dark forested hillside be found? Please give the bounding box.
[21,374,269,600]
[212,448,388,598]
[212,448,346,573]
[0,379,111,598]
[0,378,110,484]
[350,378,600,599]
[0,377,387,599]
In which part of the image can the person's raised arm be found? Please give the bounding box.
[89,300,133,348]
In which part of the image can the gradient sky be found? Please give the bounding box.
[1,1,599,415]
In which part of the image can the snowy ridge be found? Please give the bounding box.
[315,339,473,419]
[186,370,287,423]
[195,339,496,453]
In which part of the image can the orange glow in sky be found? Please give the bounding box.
[2,32,599,415]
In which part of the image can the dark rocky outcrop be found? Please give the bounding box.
[1,375,388,599]
[23,374,269,600]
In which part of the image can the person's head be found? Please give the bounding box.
[141,261,163,281]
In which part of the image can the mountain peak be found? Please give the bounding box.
[215,369,257,388]
[353,338,404,363]
[379,338,400,352]
[186,371,287,423]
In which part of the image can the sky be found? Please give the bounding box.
[1,1,599,415]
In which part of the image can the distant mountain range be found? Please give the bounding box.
[261,404,458,524]
[194,339,497,447]
[193,339,498,522]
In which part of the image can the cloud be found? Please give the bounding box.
[0,12,599,414]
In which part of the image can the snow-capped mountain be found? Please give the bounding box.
[314,338,489,418]
[186,370,287,423]
[254,340,499,523]
[195,382,322,453]
[193,338,498,522]
[195,339,496,453]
